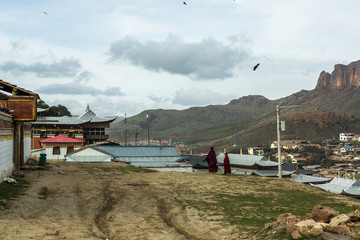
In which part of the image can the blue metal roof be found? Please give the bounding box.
[94,146,180,157]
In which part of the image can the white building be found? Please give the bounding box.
[339,133,355,142]
[40,135,83,160]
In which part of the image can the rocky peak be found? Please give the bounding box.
[315,60,360,89]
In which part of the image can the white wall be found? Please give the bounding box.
[66,147,112,162]
[45,145,82,160]
[0,134,14,181]
[24,133,31,161]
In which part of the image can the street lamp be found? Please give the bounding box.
[276,104,299,178]
[146,113,150,146]
[124,113,127,146]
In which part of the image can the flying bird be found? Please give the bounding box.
[42,11,48,14]
[183,1,187,5]
[253,63,260,71]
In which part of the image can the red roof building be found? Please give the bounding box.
[40,135,84,160]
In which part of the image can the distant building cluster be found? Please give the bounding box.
[339,133,360,142]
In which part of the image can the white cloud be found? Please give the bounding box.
[108,34,250,80]
[0,58,81,78]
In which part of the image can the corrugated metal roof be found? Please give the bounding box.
[227,169,292,177]
[251,170,292,177]
[311,177,360,194]
[130,161,192,168]
[67,155,111,162]
[115,156,180,162]
[95,146,180,157]
[217,153,278,167]
[344,186,360,196]
[285,174,332,184]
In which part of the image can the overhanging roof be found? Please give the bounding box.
[0,79,39,98]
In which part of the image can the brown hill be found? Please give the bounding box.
[316,60,360,88]
[109,60,360,151]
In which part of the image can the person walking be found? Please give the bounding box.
[223,152,231,175]
[206,147,218,173]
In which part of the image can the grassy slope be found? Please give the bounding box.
[1,164,360,239]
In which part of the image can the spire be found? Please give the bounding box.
[86,104,90,111]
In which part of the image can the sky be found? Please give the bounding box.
[1,0,359,117]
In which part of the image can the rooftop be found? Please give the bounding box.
[40,135,83,143]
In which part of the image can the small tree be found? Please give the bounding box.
[45,105,72,117]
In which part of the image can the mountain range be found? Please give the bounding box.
[109,60,360,153]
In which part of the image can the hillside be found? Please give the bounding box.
[109,60,360,152]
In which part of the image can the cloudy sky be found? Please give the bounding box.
[1,0,359,117]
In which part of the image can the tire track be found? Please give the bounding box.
[149,192,204,240]
[94,183,117,239]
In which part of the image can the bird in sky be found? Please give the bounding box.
[42,11,48,14]
[253,63,260,71]
[183,1,187,5]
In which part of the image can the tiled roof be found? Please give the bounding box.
[40,135,83,143]
[76,108,116,123]
[33,116,87,125]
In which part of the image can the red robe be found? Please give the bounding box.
[206,150,218,172]
[223,155,231,174]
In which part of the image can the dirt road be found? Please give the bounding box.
[0,162,241,240]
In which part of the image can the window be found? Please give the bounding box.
[68,132,75,138]
[53,147,60,155]
[86,128,105,135]
[67,146,74,155]
[40,131,47,138]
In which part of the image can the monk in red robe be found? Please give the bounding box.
[206,147,218,173]
[223,152,231,175]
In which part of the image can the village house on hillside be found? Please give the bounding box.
[31,105,116,149]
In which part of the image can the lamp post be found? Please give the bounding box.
[124,113,127,146]
[276,104,300,178]
[146,113,150,146]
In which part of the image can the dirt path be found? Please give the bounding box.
[0,162,241,240]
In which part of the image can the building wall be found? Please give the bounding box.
[0,113,13,181]
[44,144,82,160]
[24,132,31,160]
[66,147,112,162]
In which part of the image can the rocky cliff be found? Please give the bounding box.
[316,60,360,88]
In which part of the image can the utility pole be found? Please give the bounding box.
[146,113,150,146]
[124,113,127,146]
[135,127,138,146]
[276,105,282,178]
[233,116,238,147]
[276,104,300,178]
